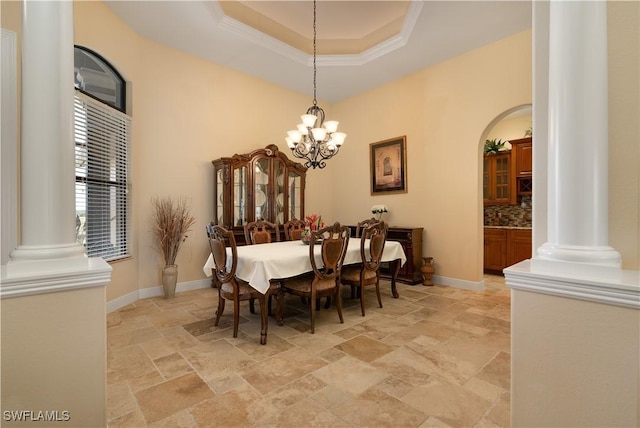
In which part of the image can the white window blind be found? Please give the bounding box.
[74,90,131,260]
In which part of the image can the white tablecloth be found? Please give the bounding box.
[202,238,407,294]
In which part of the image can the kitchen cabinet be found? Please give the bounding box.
[510,137,533,198]
[484,227,532,273]
[511,137,532,177]
[212,144,306,244]
[484,228,507,271]
[483,152,512,205]
[506,228,532,267]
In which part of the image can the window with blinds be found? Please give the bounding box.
[74,90,131,260]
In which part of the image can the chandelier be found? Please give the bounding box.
[285,0,346,169]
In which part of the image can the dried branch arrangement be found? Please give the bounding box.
[152,196,196,266]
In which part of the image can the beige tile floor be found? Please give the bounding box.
[107,275,510,427]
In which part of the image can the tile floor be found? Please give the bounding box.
[107,275,510,427]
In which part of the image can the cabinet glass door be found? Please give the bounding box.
[215,168,224,224]
[482,158,490,200]
[495,156,509,200]
[274,160,285,224]
[288,172,302,220]
[254,158,269,221]
[234,166,248,226]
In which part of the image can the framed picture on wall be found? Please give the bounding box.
[370,136,407,195]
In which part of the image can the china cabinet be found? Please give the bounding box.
[212,145,306,244]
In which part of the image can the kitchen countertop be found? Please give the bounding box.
[484,226,532,230]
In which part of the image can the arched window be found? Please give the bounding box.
[74,46,130,261]
[74,46,125,111]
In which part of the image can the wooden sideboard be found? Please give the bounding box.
[349,225,424,285]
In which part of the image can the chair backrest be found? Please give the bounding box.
[360,221,388,272]
[208,225,237,284]
[244,220,280,245]
[309,222,350,281]
[283,218,306,241]
[206,221,215,239]
[355,217,379,238]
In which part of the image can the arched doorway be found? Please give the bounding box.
[479,104,532,277]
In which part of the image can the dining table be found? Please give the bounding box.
[202,237,408,343]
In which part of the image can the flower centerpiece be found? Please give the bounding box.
[371,204,388,221]
[301,213,325,244]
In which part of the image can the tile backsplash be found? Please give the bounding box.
[484,196,532,227]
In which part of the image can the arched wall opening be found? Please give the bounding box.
[478,104,532,278]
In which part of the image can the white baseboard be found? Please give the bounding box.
[431,275,485,291]
[106,278,212,313]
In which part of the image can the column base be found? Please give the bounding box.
[1,256,111,298]
[537,242,622,268]
[5,243,89,278]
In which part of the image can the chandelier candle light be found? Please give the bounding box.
[285,0,346,169]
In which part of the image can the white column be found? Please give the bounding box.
[7,0,86,273]
[537,0,621,269]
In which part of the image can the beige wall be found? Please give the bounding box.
[72,4,535,295]
[487,113,532,147]
[1,286,107,427]
[512,289,639,427]
[5,0,637,299]
[2,0,639,425]
[71,1,318,301]
[608,0,640,270]
[330,30,533,282]
[511,2,639,426]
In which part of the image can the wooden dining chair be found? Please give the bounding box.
[283,218,306,241]
[244,220,281,245]
[355,217,379,237]
[244,219,282,312]
[279,222,350,334]
[341,221,388,316]
[208,225,280,344]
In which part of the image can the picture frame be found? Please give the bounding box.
[370,136,407,195]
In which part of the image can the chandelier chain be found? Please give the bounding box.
[285,0,346,169]
[312,0,317,106]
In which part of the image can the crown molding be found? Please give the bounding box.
[215,0,424,67]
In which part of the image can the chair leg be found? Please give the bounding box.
[335,287,344,324]
[214,296,225,326]
[275,289,285,326]
[233,298,240,338]
[259,296,268,345]
[375,279,383,308]
[324,296,331,309]
[309,291,316,334]
[249,298,256,314]
[350,284,356,299]
[360,284,366,316]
